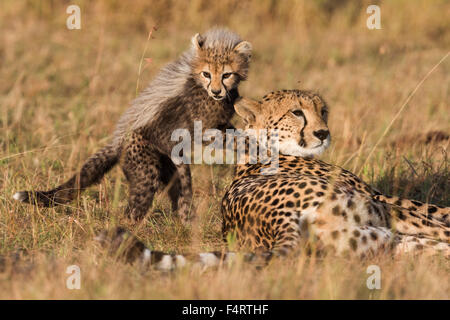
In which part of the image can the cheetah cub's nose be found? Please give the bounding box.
[313,130,330,141]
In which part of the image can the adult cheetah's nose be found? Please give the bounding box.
[211,88,221,95]
[313,130,329,141]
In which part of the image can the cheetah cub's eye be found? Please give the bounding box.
[222,73,233,79]
[202,71,211,79]
[292,110,304,118]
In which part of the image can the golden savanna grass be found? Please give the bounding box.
[0,0,449,299]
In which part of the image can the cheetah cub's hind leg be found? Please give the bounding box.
[121,134,194,223]
[121,133,162,221]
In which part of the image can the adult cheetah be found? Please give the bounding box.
[97,90,449,270]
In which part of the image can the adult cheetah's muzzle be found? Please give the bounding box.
[313,130,330,141]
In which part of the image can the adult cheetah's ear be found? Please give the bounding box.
[234,97,260,124]
[312,95,329,123]
[191,33,205,52]
[233,41,252,59]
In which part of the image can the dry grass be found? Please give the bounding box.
[0,0,449,299]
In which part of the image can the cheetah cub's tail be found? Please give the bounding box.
[94,227,272,271]
[13,144,119,207]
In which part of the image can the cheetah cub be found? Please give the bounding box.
[13,27,252,222]
[96,90,449,271]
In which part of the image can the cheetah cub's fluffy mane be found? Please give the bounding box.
[113,27,251,146]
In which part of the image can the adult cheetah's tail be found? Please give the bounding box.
[13,144,119,207]
[376,194,450,226]
[94,227,272,271]
[387,203,450,243]
[95,227,449,269]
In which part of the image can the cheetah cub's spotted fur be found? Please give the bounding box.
[96,90,448,270]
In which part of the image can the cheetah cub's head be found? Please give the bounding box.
[235,90,330,157]
[191,28,252,101]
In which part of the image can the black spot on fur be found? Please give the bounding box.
[427,206,437,214]
[349,238,358,251]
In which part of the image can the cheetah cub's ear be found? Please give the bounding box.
[233,41,252,59]
[234,97,260,125]
[191,33,206,51]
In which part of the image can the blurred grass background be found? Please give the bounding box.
[0,0,449,299]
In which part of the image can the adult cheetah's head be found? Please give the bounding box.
[234,90,330,157]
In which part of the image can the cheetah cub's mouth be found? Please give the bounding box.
[211,94,226,101]
[279,135,331,158]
